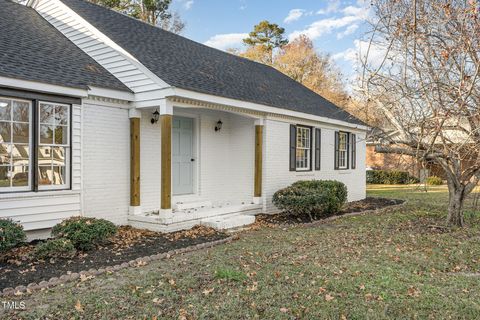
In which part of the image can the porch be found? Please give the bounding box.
[126,98,265,232]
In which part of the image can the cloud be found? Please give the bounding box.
[284,9,305,23]
[184,0,194,10]
[336,24,359,39]
[289,2,370,41]
[317,0,340,15]
[332,39,387,69]
[204,33,249,50]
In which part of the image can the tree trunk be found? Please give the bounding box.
[446,185,465,227]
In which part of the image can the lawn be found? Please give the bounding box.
[3,185,480,319]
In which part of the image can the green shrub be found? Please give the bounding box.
[272,180,348,220]
[0,219,26,253]
[34,238,76,259]
[52,217,117,251]
[426,176,443,185]
[366,170,419,184]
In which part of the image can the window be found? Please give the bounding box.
[0,97,70,193]
[0,98,32,191]
[38,102,70,189]
[295,126,311,171]
[338,132,348,169]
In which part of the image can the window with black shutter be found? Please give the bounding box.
[289,124,296,171]
[315,128,321,170]
[351,133,356,169]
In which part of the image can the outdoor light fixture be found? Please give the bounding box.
[151,110,160,124]
[215,120,223,132]
[0,102,8,108]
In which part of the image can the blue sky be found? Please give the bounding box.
[171,0,370,82]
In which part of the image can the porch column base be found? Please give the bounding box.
[158,208,174,224]
[129,206,142,215]
[252,197,262,205]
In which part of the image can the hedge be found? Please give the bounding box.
[366,170,419,184]
[272,180,347,221]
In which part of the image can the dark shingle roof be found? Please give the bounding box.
[61,0,363,125]
[0,0,130,92]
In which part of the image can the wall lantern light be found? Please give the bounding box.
[215,120,223,132]
[151,110,160,124]
[0,102,8,108]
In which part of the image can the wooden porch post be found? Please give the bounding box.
[161,114,172,209]
[254,123,263,198]
[129,109,141,209]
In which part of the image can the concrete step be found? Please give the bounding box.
[200,214,256,230]
[174,200,212,211]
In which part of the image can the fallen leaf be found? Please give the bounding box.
[280,307,289,313]
[75,300,84,313]
[325,294,335,301]
[203,288,214,295]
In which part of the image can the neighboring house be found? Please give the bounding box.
[0,0,367,238]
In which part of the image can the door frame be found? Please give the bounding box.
[172,112,200,197]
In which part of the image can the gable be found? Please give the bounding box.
[0,0,129,92]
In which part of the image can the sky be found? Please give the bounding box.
[171,0,372,83]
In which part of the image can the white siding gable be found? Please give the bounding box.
[32,0,169,102]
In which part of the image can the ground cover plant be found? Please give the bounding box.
[3,185,480,319]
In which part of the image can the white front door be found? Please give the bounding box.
[172,116,194,195]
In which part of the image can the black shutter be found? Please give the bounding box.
[289,125,297,171]
[351,133,356,169]
[315,128,321,170]
[334,131,339,170]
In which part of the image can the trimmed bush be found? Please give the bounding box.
[272,180,348,220]
[366,170,419,184]
[52,217,117,251]
[426,176,443,186]
[0,219,26,253]
[34,238,76,259]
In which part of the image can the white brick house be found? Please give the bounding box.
[0,0,367,238]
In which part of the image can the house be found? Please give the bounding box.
[0,0,368,239]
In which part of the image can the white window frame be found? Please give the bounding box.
[338,132,348,169]
[296,126,311,171]
[0,97,33,192]
[37,101,70,191]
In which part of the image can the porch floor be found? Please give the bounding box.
[128,200,261,233]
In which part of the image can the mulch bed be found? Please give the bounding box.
[0,226,227,291]
[256,197,405,225]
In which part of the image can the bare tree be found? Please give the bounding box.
[360,0,480,227]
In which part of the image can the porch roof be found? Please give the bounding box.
[60,0,365,126]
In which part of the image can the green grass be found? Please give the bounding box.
[4,186,480,319]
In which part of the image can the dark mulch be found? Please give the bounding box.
[256,197,405,225]
[0,225,227,291]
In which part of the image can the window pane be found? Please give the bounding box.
[38,146,52,165]
[0,143,10,165]
[12,166,28,187]
[0,100,11,121]
[54,126,68,145]
[39,104,54,124]
[0,166,10,187]
[12,101,29,122]
[12,123,29,143]
[40,125,54,144]
[38,166,52,185]
[0,122,11,143]
[52,166,66,185]
[52,147,66,165]
[12,144,29,166]
[54,105,68,125]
